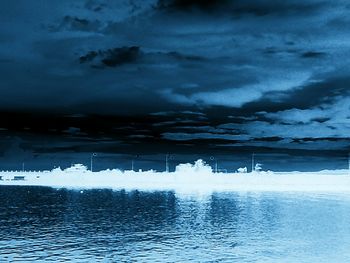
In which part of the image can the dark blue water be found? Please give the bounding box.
[1,186,350,262]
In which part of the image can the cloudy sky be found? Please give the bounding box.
[0,0,349,170]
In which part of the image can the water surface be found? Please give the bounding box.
[1,186,350,262]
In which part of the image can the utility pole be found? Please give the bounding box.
[251,153,255,173]
[131,159,134,171]
[165,154,169,173]
[215,160,218,173]
[91,153,97,172]
[22,162,24,172]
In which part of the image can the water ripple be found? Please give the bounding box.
[1,186,350,262]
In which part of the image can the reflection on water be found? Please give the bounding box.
[1,186,350,262]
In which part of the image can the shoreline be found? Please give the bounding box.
[1,169,350,194]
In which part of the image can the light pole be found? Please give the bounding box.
[251,153,255,173]
[91,153,97,172]
[131,154,140,172]
[165,154,169,173]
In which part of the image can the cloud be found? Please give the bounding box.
[162,71,311,108]
[220,138,350,150]
[79,46,141,67]
[162,132,252,141]
[78,45,211,69]
[1,0,350,153]
[49,16,103,32]
[219,94,350,145]
[227,120,349,140]
[264,96,350,125]
[301,51,327,59]
[157,0,326,17]
[157,0,229,12]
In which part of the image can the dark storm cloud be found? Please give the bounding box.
[268,75,350,109]
[49,16,102,32]
[0,0,350,155]
[166,51,205,61]
[78,46,206,68]
[79,46,141,67]
[157,0,325,16]
[301,51,327,58]
[157,0,229,12]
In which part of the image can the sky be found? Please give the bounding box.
[0,0,349,171]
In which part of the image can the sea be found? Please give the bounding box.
[1,186,350,262]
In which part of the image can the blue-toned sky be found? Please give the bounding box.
[0,0,349,170]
